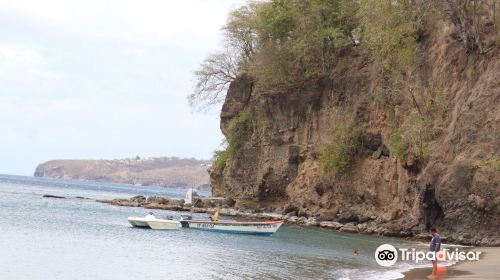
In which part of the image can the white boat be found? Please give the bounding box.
[185,219,283,236]
[147,218,181,230]
[128,214,155,227]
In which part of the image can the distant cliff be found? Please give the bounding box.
[35,157,211,189]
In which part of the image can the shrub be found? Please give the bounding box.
[390,112,430,161]
[213,149,230,172]
[212,110,254,172]
[390,127,409,159]
[320,121,360,174]
[473,156,500,172]
[227,110,254,156]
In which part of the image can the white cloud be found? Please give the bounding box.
[117,47,150,58]
[0,0,242,46]
[0,44,61,79]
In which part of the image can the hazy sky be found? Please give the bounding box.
[0,0,245,175]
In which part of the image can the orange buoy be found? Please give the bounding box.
[436,265,448,276]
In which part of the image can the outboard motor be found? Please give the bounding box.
[180,214,192,228]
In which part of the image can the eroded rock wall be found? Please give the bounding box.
[209,22,499,245]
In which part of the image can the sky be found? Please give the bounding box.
[0,0,245,175]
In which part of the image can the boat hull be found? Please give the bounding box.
[147,219,181,230]
[128,217,153,227]
[187,220,283,236]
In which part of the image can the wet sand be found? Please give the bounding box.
[404,247,499,280]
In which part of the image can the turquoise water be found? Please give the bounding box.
[0,174,425,280]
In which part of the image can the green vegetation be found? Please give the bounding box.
[389,112,431,161]
[359,1,441,163]
[213,149,230,172]
[358,0,423,75]
[251,0,358,88]
[389,127,408,160]
[227,110,254,156]
[213,110,254,172]
[190,0,359,109]
[320,121,360,174]
[472,156,500,172]
[370,82,402,125]
[387,84,448,161]
[190,0,494,110]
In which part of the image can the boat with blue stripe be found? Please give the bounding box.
[182,219,283,236]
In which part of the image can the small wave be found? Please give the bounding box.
[337,268,406,280]
[442,243,474,248]
[336,260,441,280]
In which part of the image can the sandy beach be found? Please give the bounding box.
[404,247,499,279]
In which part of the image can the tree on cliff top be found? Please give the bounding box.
[189,0,357,110]
[188,2,260,111]
[188,48,239,111]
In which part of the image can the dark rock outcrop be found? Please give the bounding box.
[98,195,230,212]
[43,194,66,199]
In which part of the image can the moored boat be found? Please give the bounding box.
[147,218,181,230]
[128,214,155,227]
[185,219,283,236]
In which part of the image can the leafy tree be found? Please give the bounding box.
[358,0,423,75]
[222,1,261,65]
[252,0,357,88]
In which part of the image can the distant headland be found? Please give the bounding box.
[34,156,211,190]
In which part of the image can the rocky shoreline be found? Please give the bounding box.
[96,195,498,246]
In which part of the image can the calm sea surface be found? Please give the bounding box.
[0,174,428,280]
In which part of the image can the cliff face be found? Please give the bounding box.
[35,157,211,189]
[209,22,499,245]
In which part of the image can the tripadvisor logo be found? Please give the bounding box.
[375,244,398,267]
[374,244,482,267]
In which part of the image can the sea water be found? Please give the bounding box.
[0,174,430,280]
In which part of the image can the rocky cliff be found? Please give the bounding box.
[209,22,499,245]
[35,157,210,189]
